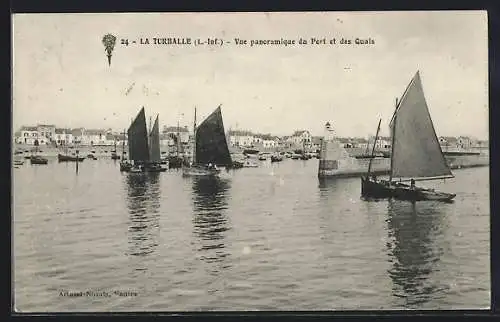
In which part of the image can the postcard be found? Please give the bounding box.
[12,11,489,312]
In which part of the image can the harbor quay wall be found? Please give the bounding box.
[318,139,489,178]
[13,143,185,158]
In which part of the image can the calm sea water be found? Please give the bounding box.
[13,158,490,311]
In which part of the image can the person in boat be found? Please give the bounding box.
[371,174,377,182]
[410,178,415,190]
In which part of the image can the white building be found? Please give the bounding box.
[19,126,42,145]
[262,139,277,148]
[228,130,255,147]
[36,124,56,143]
[54,128,73,145]
[290,130,313,149]
[71,128,85,145]
[84,129,107,146]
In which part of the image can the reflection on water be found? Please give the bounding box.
[386,200,449,307]
[191,176,231,271]
[124,173,161,258]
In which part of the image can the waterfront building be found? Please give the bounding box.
[290,130,313,149]
[71,128,85,145]
[228,130,255,147]
[312,136,323,151]
[19,126,39,145]
[36,124,56,142]
[84,129,107,146]
[54,128,73,145]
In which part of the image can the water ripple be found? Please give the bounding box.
[12,160,490,311]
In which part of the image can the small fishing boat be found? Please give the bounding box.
[167,155,183,169]
[129,164,145,173]
[122,107,167,172]
[30,155,48,165]
[361,71,456,203]
[258,155,267,161]
[182,105,232,176]
[229,160,244,169]
[271,154,283,162]
[242,160,258,168]
[58,154,85,162]
[13,159,24,166]
[243,149,260,155]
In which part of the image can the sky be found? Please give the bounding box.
[12,11,488,139]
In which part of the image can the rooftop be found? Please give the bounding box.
[21,126,38,131]
[228,130,254,136]
[163,126,189,133]
[85,129,106,135]
[292,130,310,137]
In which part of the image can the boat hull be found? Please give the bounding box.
[30,156,48,165]
[58,154,85,162]
[360,177,456,202]
[271,156,283,162]
[120,162,133,172]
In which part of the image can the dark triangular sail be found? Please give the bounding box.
[127,107,150,162]
[389,71,453,180]
[149,115,161,162]
[195,106,232,166]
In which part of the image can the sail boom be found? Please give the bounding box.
[393,175,455,182]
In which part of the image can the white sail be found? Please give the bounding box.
[389,71,453,180]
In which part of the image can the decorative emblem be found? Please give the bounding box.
[102,34,117,66]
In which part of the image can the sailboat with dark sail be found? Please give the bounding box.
[182,105,232,176]
[361,71,456,202]
[123,107,150,173]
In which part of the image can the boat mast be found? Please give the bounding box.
[389,97,398,182]
[192,107,197,164]
[367,118,381,177]
[121,129,126,159]
[177,118,180,158]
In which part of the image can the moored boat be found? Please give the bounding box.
[271,154,283,162]
[242,160,258,167]
[30,155,48,165]
[58,154,85,162]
